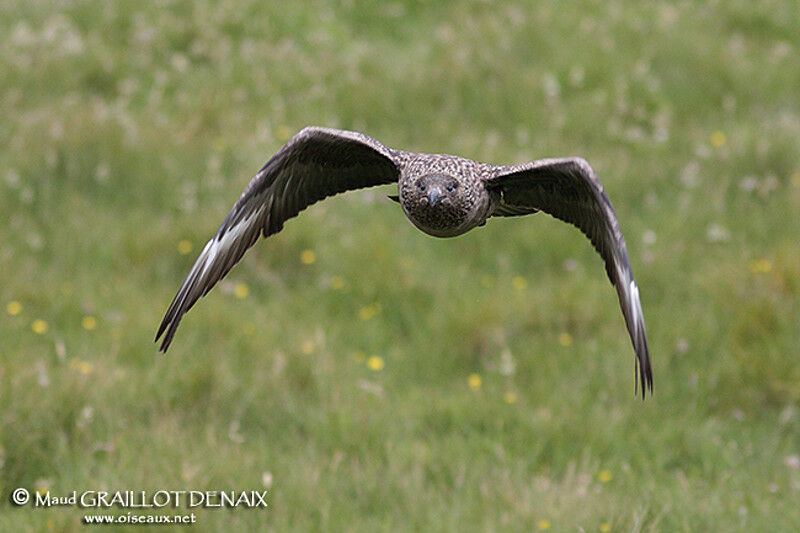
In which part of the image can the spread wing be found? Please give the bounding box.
[156,127,401,351]
[487,158,653,398]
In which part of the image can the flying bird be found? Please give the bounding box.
[156,127,653,397]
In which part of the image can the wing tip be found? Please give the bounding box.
[157,327,175,353]
[635,342,654,400]
[154,310,177,352]
[154,288,185,353]
[626,279,653,400]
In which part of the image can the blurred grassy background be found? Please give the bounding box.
[1,0,799,530]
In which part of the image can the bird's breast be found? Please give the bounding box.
[404,203,470,238]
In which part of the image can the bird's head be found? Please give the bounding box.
[417,173,459,208]
[400,173,474,238]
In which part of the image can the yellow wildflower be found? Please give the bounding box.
[31,319,48,335]
[710,130,726,148]
[330,276,345,290]
[300,249,316,265]
[34,481,50,496]
[82,316,97,330]
[468,373,482,390]
[359,304,381,321]
[276,125,292,142]
[512,276,528,291]
[749,259,772,274]
[558,332,573,346]
[367,355,384,371]
[69,358,94,375]
[598,469,613,483]
[6,301,22,315]
[599,523,612,532]
[503,391,517,404]
[177,239,193,255]
[234,283,249,299]
[300,340,315,355]
[537,519,551,530]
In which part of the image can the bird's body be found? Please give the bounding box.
[397,152,496,237]
[156,127,653,397]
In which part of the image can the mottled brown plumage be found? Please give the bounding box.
[156,127,653,398]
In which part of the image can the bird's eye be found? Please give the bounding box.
[446,184,455,192]
[418,182,426,191]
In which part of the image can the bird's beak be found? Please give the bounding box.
[427,189,442,206]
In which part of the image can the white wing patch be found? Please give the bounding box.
[201,207,263,277]
[629,280,641,327]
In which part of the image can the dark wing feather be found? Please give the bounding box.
[487,158,653,398]
[156,127,400,351]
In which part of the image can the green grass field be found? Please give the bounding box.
[2,1,799,530]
